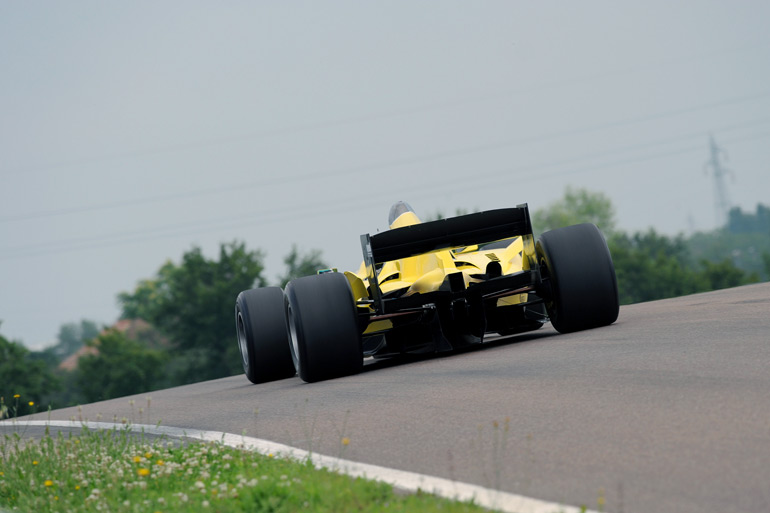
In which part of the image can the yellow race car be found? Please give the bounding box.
[236,202,619,383]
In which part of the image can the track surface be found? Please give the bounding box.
[17,283,770,513]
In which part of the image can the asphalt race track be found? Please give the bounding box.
[13,283,770,513]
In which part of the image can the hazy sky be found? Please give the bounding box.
[2,2,769,350]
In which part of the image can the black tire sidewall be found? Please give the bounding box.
[285,273,362,383]
[235,287,295,383]
[537,223,619,333]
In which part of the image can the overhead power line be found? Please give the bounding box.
[5,38,766,178]
[3,91,770,224]
[3,128,769,261]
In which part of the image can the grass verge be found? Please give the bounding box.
[0,424,491,513]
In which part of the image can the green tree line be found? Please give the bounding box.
[532,187,766,303]
[1,243,326,416]
[2,190,767,413]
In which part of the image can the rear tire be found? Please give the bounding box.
[235,287,296,384]
[536,223,619,333]
[285,273,363,383]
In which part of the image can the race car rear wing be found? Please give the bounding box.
[360,204,536,312]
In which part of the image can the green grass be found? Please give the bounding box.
[0,424,491,513]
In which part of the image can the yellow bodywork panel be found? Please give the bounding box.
[497,293,529,307]
[350,211,528,301]
[363,319,394,334]
[350,209,533,335]
[389,211,422,229]
[345,271,369,305]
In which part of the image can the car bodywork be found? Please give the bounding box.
[346,202,546,358]
[236,201,619,383]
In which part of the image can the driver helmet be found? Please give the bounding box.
[388,201,419,226]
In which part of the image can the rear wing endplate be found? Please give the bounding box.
[360,204,535,313]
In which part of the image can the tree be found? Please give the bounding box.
[75,329,167,403]
[727,204,770,234]
[609,230,704,304]
[763,252,770,278]
[49,319,101,361]
[533,187,616,234]
[698,258,759,291]
[118,241,266,384]
[278,245,328,287]
[688,203,770,282]
[609,229,759,303]
[0,329,59,418]
[533,189,759,304]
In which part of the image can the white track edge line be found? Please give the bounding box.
[3,420,597,513]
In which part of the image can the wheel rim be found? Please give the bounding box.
[236,311,250,373]
[287,303,301,371]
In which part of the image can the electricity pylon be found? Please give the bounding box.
[704,134,732,227]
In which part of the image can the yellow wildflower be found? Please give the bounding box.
[32,461,39,466]
[133,456,142,463]
[44,480,53,487]
[75,485,80,490]
[137,468,150,477]
[13,394,20,399]
[144,452,152,459]
[156,460,164,466]
[341,437,350,446]
[28,401,34,406]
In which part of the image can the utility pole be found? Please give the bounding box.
[704,134,732,228]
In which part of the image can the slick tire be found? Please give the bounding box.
[285,272,363,383]
[235,287,296,384]
[536,223,619,334]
